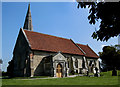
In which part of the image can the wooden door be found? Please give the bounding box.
[56,63,62,77]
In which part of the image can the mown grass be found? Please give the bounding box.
[2,71,119,85]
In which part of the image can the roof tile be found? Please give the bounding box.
[77,44,99,58]
[24,30,84,55]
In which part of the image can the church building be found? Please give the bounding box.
[7,4,99,77]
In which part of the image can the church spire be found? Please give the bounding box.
[23,4,33,31]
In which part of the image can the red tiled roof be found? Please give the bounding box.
[77,44,99,58]
[24,29,84,56]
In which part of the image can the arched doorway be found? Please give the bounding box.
[56,63,62,77]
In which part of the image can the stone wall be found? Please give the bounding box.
[86,57,99,73]
[32,51,54,76]
[13,29,31,77]
[31,51,84,77]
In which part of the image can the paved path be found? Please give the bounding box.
[14,75,84,80]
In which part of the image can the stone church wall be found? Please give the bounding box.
[30,51,84,77]
[32,51,54,76]
[61,54,83,74]
[13,29,31,77]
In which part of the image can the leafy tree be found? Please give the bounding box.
[0,59,2,64]
[99,46,120,75]
[77,2,120,41]
[7,60,14,77]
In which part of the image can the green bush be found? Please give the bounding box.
[100,71,116,77]
[2,71,8,76]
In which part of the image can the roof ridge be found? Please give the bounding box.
[24,29,70,41]
[76,43,87,46]
[77,43,99,58]
[86,45,99,57]
[70,39,85,55]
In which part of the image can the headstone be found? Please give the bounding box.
[112,68,117,76]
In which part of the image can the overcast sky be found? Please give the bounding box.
[2,2,118,71]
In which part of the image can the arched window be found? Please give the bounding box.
[67,58,70,68]
[75,59,78,68]
[94,60,96,66]
[82,58,85,68]
[89,60,93,66]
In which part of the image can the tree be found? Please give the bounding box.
[0,59,3,64]
[99,46,120,75]
[77,2,120,41]
[7,60,14,77]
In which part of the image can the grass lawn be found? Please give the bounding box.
[2,71,119,85]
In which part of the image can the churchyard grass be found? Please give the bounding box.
[2,71,119,85]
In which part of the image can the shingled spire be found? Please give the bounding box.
[23,4,33,31]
